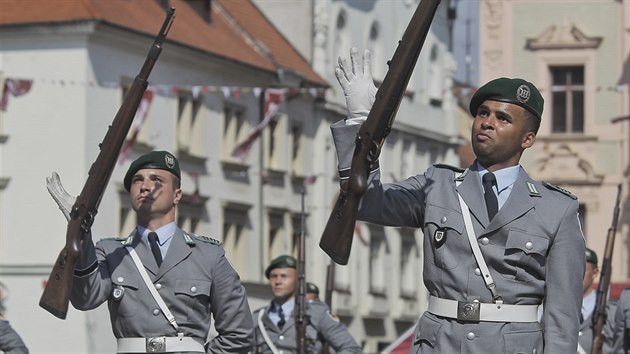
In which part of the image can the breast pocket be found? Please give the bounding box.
[109,271,140,317]
[501,230,549,283]
[424,204,465,270]
[174,279,212,319]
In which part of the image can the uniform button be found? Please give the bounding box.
[117,276,124,283]
[467,332,475,340]
[155,283,162,290]
[279,335,284,340]
[190,286,197,293]
[279,351,284,354]
[474,268,481,276]
[153,309,160,316]
[473,299,480,303]
[480,237,489,245]
[532,349,537,354]
[525,241,533,250]
[440,216,447,224]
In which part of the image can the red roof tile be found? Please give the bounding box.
[0,0,326,87]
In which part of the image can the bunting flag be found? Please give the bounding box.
[380,325,415,354]
[1,78,33,112]
[354,223,369,246]
[231,88,286,161]
[118,88,156,164]
[302,175,317,187]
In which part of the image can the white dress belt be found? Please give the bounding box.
[428,296,540,323]
[116,336,204,353]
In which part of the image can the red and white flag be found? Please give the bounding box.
[0,78,33,112]
[231,88,285,161]
[118,88,156,164]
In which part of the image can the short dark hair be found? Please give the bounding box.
[523,109,540,135]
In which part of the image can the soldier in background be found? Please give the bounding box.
[305,282,321,302]
[252,255,360,353]
[0,282,29,354]
[579,248,599,354]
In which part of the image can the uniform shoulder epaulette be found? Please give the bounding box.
[189,233,222,245]
[542,181,577,200]
[432,163,465,173]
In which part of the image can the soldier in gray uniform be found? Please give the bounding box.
[578,248,599,354]
[47,151,253,353]
[607,287,630,353]
[332,48,585,353]
[0,285,29,354]
[252,255,361,353]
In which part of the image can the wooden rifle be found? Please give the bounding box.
[39,7,175,319]
[319,0,441,265]
[591,184,622,354]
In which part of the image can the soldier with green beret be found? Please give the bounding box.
[578,248,600,354]
[46,150,254,352]
[252,255,360,353]
[332,48,585,353]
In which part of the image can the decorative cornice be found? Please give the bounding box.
[527,24,602,50]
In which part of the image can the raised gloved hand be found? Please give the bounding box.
[335,47,378,124]
[46,172,76,222]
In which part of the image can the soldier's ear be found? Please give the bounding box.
[521,131,536,149]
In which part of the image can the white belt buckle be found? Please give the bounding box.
[457,301,480,321]
[146,336,166,353]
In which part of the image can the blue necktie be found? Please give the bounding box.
[483,172,498,220]
[148,232,163,266]
[277,306,285,329]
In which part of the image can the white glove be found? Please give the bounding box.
[335,47,378,124]
[46,172,76,222]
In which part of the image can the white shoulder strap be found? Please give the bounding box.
[126,246,181,333]
[456,179,503,303]
[257,309,280,354]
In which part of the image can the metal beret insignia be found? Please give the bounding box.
[516,84,531,103]
[165,153,175,169]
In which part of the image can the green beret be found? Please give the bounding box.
[306,282,319,295]
[585,248,598,266]
[265,255,297,279]
[123,151,181,191]
[469,77,544,120]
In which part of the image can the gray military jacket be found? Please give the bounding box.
[579,308,595,354]
[331,121,585,354]
[0,320,29,354]
[70,228,253,353]
[608,288,630,353]
[252,300,361,353]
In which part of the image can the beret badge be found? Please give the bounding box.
[516,84,531,104]
[165,154,175,169]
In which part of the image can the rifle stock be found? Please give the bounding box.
[296,189,308,354]
[591,183,622,354]
[319,0,441,265]
[39,7,175,319]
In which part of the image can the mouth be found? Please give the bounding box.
[476,132,491,142]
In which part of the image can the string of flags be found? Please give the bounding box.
[0,76,327,113]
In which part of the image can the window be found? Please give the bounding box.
[399,229,419,298]
[368,225,388,295]
[367,22,384,80]
[177,91,204,156]
[291,125,304,176]
[267,209,287,261]
[264,114,287,171]
[222,105,247,161]
[223,204,251,274]
[550,66,584,133]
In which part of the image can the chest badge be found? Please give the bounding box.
[112,285,125,301]
[434,228,447,246]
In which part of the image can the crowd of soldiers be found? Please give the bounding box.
[4,45,630,353]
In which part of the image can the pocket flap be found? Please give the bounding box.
[414,314,442,347]
[111,271,139,290]
[175,279,211,297]
[425,204,464,235]
[506,230,549,255]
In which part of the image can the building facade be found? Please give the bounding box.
[0,0,458,352]
[479,0,630,293]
